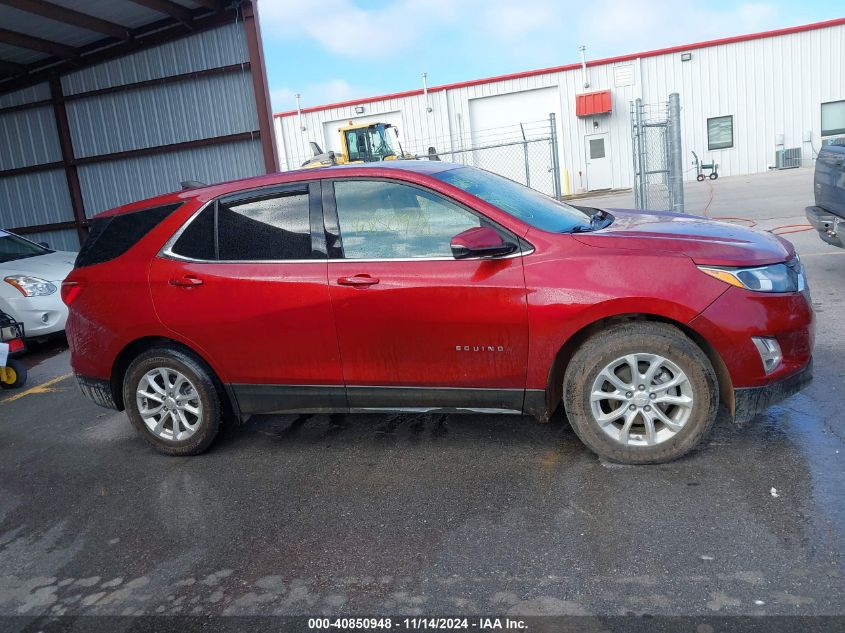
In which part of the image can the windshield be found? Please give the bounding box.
[0,230,52,263]
[368,125,397,159]
[434,167,590,233]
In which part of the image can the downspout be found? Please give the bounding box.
[295,93,306,132]
[422,72,432,112]
[579,45,590,89]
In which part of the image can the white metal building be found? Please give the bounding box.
[274,17,845,194]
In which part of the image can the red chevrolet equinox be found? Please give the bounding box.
[64,162,814,464]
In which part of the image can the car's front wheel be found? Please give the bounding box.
[123,347,221,456]
[563,322,718,464]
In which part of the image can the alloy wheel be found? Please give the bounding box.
[136,368,203,441]
[589,353,694,447]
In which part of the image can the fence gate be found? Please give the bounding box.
[410,114,562,199]
[631,93,684,212]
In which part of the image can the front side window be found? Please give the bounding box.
[821,100,845,137]
[368,125,397,160]
[333,180,482,259]
[707,115,734,150]
[345,130,368,162]
[171,190,312,261]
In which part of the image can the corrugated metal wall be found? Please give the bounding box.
[0,22,266,251]
[0,86,71,241]
[79,138,263,216]
[275,21,845,193]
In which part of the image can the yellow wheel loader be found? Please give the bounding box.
[301,122,413,168]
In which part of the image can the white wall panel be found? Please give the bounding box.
[78,139,263,216]
[67,71,258,158]
[61,24,249,95]
[0,169,73,227]
[0,106,61,170]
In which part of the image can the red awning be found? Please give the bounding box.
[576,90,612,116]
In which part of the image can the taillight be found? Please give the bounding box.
[61,280,81,305]
[8,339,24,353]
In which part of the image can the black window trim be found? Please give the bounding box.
[707,114,734,151]
[323,176,532,262]
[161,180,326,264]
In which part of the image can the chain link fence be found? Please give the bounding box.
[631,93,684,212]
[287,115,562,199]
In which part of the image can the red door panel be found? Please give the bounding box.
[327,258,529,389]
[149,258,341,386]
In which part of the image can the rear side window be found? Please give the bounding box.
[219,193,311,260]
[170,190,312,261]
[75,203,181,268]
[172,205,215,261]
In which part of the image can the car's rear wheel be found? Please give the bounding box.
[563,322,718,464]
[123,347,221,456]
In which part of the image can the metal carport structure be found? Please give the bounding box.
[0,0,278,251]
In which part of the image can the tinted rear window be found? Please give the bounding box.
[218,193,312,261]
[170,191,313,261]
[75,203,181,268]
[172,204,215,261]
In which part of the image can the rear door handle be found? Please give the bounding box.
[337,274,379,287]
[169,275,204,287]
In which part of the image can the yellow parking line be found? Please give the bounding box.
[1,373,73,404]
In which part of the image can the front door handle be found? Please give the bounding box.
[169,275,204,287]
[337,274,379,287]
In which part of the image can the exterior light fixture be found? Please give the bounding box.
[681,52,692,62]
[354,105,365,114]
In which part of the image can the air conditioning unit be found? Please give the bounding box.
[775,147,801,169]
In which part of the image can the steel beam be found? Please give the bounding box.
[126,0,193,24]
[241,1,279,173]
[0,0,129,39]
[0,27,77,57]
[49,76,88,243]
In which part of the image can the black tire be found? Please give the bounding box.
[123,347,222,456]
[696,174,705,182]
[0,358,27,389]
[563,322,718,464]
[709,172,718,180]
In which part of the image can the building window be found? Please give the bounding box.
[707,115,733,150]
[821,100,845,137]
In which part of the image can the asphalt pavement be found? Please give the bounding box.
[1,170,843,624]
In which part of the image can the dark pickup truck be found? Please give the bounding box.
[806,141,845,248]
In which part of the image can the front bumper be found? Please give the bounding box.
[805,205,844,248]
[0,291,68,337]
[733,357,813,425]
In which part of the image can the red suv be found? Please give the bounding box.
[64,162,814,464]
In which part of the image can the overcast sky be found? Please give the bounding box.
[257,0,844,113]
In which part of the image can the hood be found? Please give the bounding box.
[0,250,76,282]
[572,209,794,266]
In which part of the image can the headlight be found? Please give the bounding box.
[698,259,803,293]
[3,275,57,297]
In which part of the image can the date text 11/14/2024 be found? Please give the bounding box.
[307,617,528,630]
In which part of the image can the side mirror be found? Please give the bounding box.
[38,242,50,249]
[450,226,517,259]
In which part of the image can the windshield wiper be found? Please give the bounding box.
[568,208,612,233]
